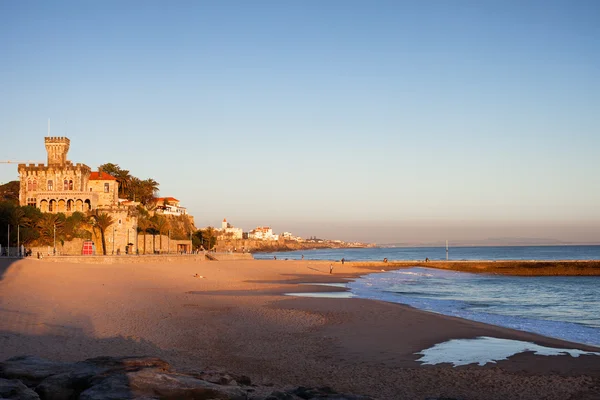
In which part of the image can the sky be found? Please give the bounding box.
[1,1,599,244]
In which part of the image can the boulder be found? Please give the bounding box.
[0,356,76,387]
[80,369,248,400]
[0,378,40,400]
[35,356,173,400]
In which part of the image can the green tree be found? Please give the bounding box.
[195,227,217,251]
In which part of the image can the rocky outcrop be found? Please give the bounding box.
[0,355,376,400]
[0,378,40,400]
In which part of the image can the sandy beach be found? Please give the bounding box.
[1,258,599,400]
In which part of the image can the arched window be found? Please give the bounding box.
[64,180,69,191]
[48,180,53,191]
[69,180,73,190]
[27,181,32,191]
[33,180,37,191]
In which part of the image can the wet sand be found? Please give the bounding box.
[1,258,599,399]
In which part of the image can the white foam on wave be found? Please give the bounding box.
[394,271,434,277]
[285,292,355,298]
[415,336,600,367]
[299,282,348,288]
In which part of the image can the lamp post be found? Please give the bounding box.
[7,224,10,257]
[53,224,56,255]
[17,225,20,257]
[112,227,115,255]
[168,230,170,254]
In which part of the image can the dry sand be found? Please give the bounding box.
[1,258,599,399]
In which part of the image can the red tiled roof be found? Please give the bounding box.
[155,197,179,202]
[89,172,117,181]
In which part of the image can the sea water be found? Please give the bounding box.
[254,245,600,261]
[347,267,600,346]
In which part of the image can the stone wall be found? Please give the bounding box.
[28,237,87,256]
[136,234,192,254]
[31,252,252,263]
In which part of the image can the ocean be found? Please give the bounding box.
[257,246,600,346]
[253,245,600,261]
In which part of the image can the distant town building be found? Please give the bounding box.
[153,197,188,216]
[249,226,279,241]
[220,218,243,239]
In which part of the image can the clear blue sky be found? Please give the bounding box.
[1,1,599,243]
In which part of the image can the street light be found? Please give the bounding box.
[7,224,10,257]
[53,224,56,255]
[112,227,115,255]
[168,229,170,254]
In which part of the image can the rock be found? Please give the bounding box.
[0,356,76,387]
[81,369,248,400]
[289,386,375,400]
[185,369,252,387]
[0,378,40,400]
[36,356,173,400]
[82,356,171,374]
[264,391,299,400]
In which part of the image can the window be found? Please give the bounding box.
[47,180,53,191]
[104,183,109,193]
[64,180,69,191]
[33,180,37,191]
[27,198,36,207]
[27,181,32,191]
[49,201,53,212]
[69,180,73,190]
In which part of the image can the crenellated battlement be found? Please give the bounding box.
[44,137,71,144]
[45,136,70,166]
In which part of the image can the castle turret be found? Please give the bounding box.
[45,137,70,166]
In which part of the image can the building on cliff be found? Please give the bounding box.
[249,226,279,241]
[219,218,243,239]
[153,197,188,216]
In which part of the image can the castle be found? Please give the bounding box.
[18,137,119,212]
[17,137,191,255]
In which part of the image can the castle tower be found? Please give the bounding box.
[222,218,228,230]
[45,137,70,166]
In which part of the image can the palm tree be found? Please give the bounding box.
[90,212,114,255]
[151,215,169,253]
[115,169,132,198]
[36,214,63,246]
[140,179,160,206]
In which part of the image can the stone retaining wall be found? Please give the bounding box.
[35,252,253,264]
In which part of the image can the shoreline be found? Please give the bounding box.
[1,258,599,399]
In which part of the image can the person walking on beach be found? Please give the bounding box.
[329,264,333,274]
[341,258,345,265]
[301,254,304,260]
